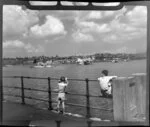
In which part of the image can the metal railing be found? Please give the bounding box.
[3,76,113,119]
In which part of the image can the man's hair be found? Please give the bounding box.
[102,70,108,76]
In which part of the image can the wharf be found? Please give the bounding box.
[2,101,118,127]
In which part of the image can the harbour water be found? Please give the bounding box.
[3,59,146,120]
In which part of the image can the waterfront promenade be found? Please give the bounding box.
[2,73,147,126]
[3,101,118,127]
[3,101,147,127]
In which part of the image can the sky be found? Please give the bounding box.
[3,3,147,57]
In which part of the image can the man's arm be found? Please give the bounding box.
[108,76,117,87]
[97,77,103,96]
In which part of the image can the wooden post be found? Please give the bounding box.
[21,76,25,104]
[48,77,52,110]
[85,78,90,118]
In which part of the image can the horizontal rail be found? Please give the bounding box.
[4,93,21,98]
[4,86,113,100]
[3,86,21,89]
[24,87,48,93]
[3,76,48,80]
[66,92,112,99]
[3,76,98,82]
[3,75,113,119]
[4,86,110,98]
[25,96,48,102]
[4,86,49,93]
[4,93,112,111]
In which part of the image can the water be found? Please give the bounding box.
[3,59,146,120]
[3,59,146,78]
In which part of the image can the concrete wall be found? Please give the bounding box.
[112,73,146,121]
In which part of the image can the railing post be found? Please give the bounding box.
[55,120,61,127]
[21,76,25,104]
[85,78,90,118]
[48,77,52,110]
[87,120,92,127]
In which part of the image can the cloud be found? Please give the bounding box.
[30,15,67,37]
[72,8,128,43]
[3,40,44,53]
[72,31,94,43]
[77,21,110,33]
[3,40,25,48]
[87,11,102,19]
[126,6,147,27]
[103,6,146,43]
[3,5,39,37]
[24,44,44,53]
[103,47,137,54]
[72,6,146,44]
[115,47,137,54]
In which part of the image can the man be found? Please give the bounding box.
[98,70,117,98]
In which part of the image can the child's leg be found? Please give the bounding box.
[62,101,65,113]
[57,99,61,112]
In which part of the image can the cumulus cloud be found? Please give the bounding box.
[72,31,94,42]
[87,11,102,19]
[3,5,39,37]
[72,7,128,43]
[103,6,146,43]
[126,6,147,27]
[3,40,44,53]
[30,15,67,37]
[103,47,137,54]
[115,47,137,54]
[3,40,25,48]
[24,44,44,53]
[77,21,111,33]
[73,6,146,43]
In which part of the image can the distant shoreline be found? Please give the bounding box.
[3,58,146,67]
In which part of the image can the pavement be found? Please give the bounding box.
[2,101,120,127]
[2,101,147,127]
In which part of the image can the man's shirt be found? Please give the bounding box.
[98,76,117,94]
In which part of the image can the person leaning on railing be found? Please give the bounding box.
[98,70,117,98]
[56,76,68,114]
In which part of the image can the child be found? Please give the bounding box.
[57,76,68,114]
[98,70,117,98]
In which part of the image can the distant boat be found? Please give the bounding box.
[112,60,118,63]
[34,65,52,68]
[83,60,92,65]
[45,65,51,68]
[33,61,52,68]
[76,58,92,65]
[34,65,45,68]
[76,58,84,65]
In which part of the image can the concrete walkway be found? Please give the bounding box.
[2,101,119,127]
[3,101,146,127]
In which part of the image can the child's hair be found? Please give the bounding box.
[102,70,108,76]
[59,76,66,83]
